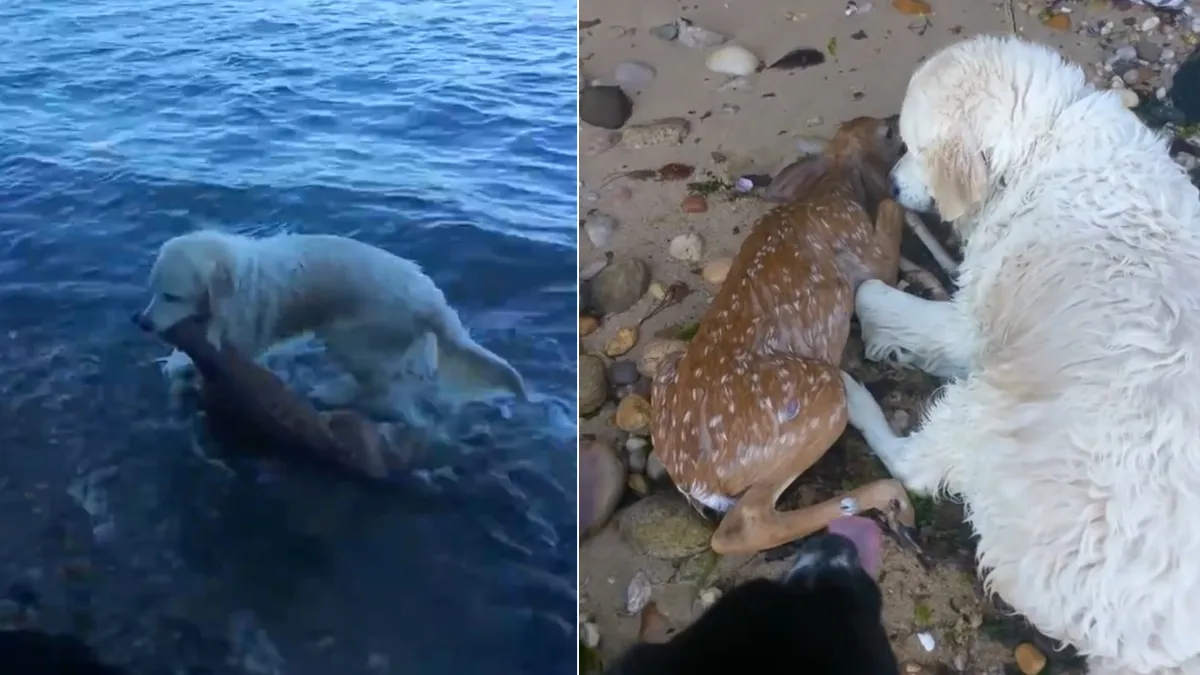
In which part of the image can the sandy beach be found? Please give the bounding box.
[578,0,1200,672]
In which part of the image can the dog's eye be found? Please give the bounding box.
[883,126,895,141]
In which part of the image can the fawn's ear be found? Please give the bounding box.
[763,155,833,202]
[927,133,987,222]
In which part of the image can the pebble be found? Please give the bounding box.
[1119,88,1140,108]
[638,338,688,377]
[646,453,668,481]
[677,19,729,49]
[604,327,639,357]
[579,354,609,415]
[1015,642,1047,675]
[626,438,649,473]
[580,439,627,539]
[705,44,760,76]
[609,359,641,386]
[681,194,709,213]
[580,85,633,129]
[1136,40,1163,63]
[581,621,602,649]
[583,211,617,247]
[619,493,716,559]
[700,257,733,285]
[615,394,652,434]
[621,117,691,149]
[698,587,722,608]
[669,233,705,261]
[590,257,650,314]
[580,315,600,337]
[1142,15,1161,33]
[614,60,657,89]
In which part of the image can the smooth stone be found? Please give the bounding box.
[583,211,617,247]
[619,493,716,559]
[705,44,759,77]
[581,439,627,539]
[580,85,633,130]
[590,257,650,314]
[614,60,657,89]
[609,359,641,386]
[579,354,609,415]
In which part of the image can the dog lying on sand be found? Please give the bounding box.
[606,516,896,675]
[134,229,528,420]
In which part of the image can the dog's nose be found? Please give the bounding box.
[890,182,901,199]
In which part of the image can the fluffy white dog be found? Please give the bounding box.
[134,229,529,417]
[843,35,1200,675]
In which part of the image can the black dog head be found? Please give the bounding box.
[607,524,897,675]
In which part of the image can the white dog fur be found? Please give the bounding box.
[137,229,529,417]
[845,35,1200,675]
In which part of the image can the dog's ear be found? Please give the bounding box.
[763,155,833,203]
[927,136,987,222]
[206,256,234,300]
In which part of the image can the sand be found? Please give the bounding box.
[578,0,1198,672]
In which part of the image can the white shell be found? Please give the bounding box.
[669,232,705,261]
[705,44,759,77]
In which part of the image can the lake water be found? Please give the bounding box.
[0,1,577,673]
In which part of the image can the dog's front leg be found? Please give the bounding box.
[841,372,965,496]
[855,279,973,379]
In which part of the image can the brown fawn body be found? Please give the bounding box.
[651,116,917,555]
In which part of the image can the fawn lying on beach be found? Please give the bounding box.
[651,116,919,555]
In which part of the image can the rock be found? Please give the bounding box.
[705,44,760,76]
[649,22,679,42]
[677,19,729,49]
[1041,13,1070,31]
[580,621,601,649]
[619,493,716,559]
[626,436,649,473]
[638,339,688,377]
[669,233,705,261]
[1123,68,1142,86]
[591,258,650,314]
[580,314,600,337]
[680,194,709,213]
[604,327,639,357]
[698,587,722,608]
[579,354,609,415]
[1136,40,1163,63]
[581,440,626,540]
[615,394,652,434]
[1141,15,1161,33]
[1014,643,1046,675]
[1119,88,1140,109]
[609,359,641,386]
[627,473,650,495]
[614,60,657,89]
[700,257,733,285]
[580,85,633,130]
[646,452,668,481]
[620,117,691,149]
[583,211,617,247]
[648,282,666,300]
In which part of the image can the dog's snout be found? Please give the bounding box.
[785,532,859,585]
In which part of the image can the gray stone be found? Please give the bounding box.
[590,257,650,314]
[581,439,627,539]
[614,60,657,89]
[580,85,633,130]
[619,493,716,560]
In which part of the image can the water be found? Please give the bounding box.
[0,1,577,673]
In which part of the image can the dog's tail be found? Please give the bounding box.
[421,315,529,404]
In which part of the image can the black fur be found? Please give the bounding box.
[0,629,124,675]
[606,532,898,675]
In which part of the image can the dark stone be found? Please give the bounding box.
[579,85,633,130]
[1170,51,1200,124]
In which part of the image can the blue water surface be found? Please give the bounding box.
[0,1,577,673]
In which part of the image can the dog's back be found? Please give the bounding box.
[606,526,897,675]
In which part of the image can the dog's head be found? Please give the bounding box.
[133,230,238,334]
[890,35,1091,224]
[606,517,896,675]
